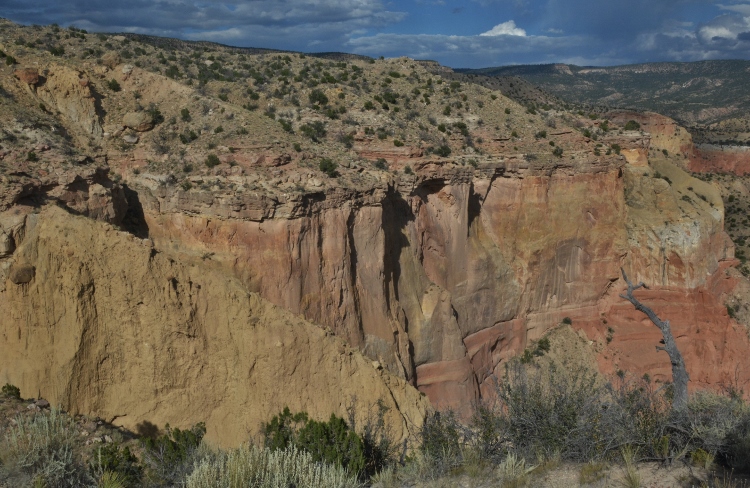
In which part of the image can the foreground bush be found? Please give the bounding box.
[141,422,206,485]
[416,358,750,477]
[263,408,365,475]
[0,408,93,487]
[186,444,360,488]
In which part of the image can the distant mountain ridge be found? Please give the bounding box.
[459,60,750,126]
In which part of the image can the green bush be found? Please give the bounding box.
[141,422,206,485]
[147,104,164,125]
[180,108,191,122]
[263,408,364,474]
[434,145,451,157]
[205,154,220,168]
[420,410,461,461]
[91,443,143,487]
[624,120,641,131]
[107,79,121,92]
[309,89,329,106]
[319,158,339,178]
[1,383,21,399]
[300,121,327,142]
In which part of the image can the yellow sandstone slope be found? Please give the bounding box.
[0,206,429,447]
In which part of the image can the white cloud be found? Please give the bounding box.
[718,3,750,15]
[697,13,750,42]
[480,20,526,37]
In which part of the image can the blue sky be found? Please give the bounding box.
[2,0,750,68]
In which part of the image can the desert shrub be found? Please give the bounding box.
[141,422,206,485]
[204,154,220,168]
[180,108,191,122]
[262,408,365,475]
[420,410,461,462]
[434,145,451,157]
[90,443,143,487]
[147,104,164,125]
[672,391,750,472]
[1,383,20,399]
[374,158,387,170]
[499,360,601,460]
[107,79,121,92]
[296,416,365,474]
[0,408,93,487]
[624,120,641,131]
[309,89,329,106]
[337,132,354,148]
[319,158,339,178]
[300,121,327,142]
[186,445,359,488]
[279,119,294,133]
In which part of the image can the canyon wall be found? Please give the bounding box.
[689,144,750,175]
[132,153,749,411]
[0,205,430,447]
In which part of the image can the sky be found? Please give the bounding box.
[2,1,750,68]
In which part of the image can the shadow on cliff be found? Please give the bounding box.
[381,188,417,378]
[121,185,149,238]
[382,189,415,309]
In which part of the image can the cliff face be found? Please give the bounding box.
[132,153,747,411]
[0,205,430,447]
[1,22,749,440]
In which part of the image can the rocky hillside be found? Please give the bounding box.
[1,19,750,447]
[460,60,750,126]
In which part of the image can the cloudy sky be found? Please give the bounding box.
[2,0,750,68]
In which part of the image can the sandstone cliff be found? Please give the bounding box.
[0,206,430,447]
[131,153,748,411]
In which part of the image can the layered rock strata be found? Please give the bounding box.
[130,153,749,411]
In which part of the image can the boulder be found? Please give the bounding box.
[101,52,121,69]
[9,264,35,284]
[123,112,154,132]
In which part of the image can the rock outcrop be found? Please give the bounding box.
[14,68,39,86]
[689,144,750,175]
[35,65,103,140]
[122,111,154,132]
[0,206,430,447]
[607,111,694,160]
[0,166,127,224]
[131,153,750,411]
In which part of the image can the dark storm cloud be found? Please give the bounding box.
[2,0,750,66]
[0,0,406,50]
